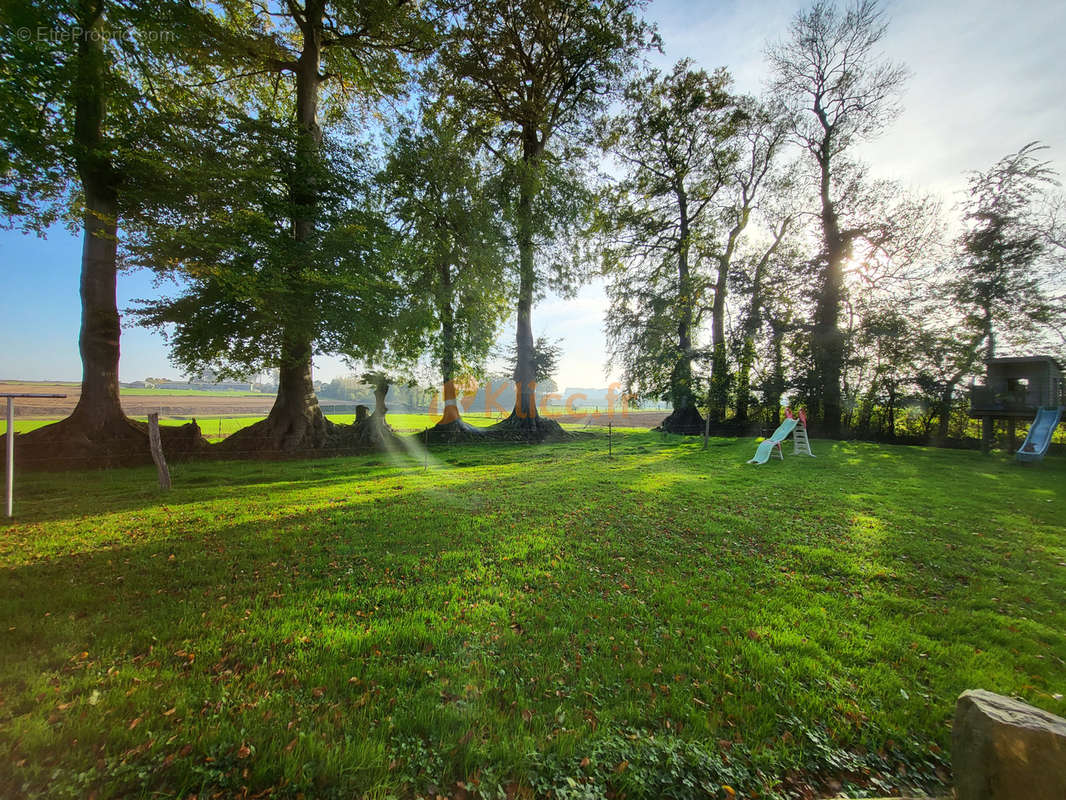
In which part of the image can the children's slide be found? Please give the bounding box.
[747,416,798,465]
[1015,406,1063,462]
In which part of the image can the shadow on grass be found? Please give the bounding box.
[2,434,1064,798]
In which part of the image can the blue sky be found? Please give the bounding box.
[2,0,1064,389]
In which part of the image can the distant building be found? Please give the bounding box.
[129,373,258,392]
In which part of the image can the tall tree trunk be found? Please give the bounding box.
[764,320,786,427]
[935,379,958,444]
[513,129,539,422]
[735,219,789,425]
[857,370,878,436]
[735,336,756,424]
[254,332,330,449]
[70,0,124,429]
[72,188,123,428]
[239,1,329,451]
[813,153,846,438]
[708,210,749,423]
[886,382,897,439]
[492,127,563,441]
[936,329,988,444]
[436,257,466,428]
[13,0,212,466]
[708,259,729,423]
[661,187,704,434]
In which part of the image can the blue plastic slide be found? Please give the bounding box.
[747,417,798,465]
[1016,406,1063,462]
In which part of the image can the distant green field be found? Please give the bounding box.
[0,382,266,398]
[6,412,651,438]
[1,435,1063,798]
[119,387,269,397]
[8,412,504,437]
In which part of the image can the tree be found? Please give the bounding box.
[507,336,563,384]
[131,0,439,452]
[731,208,799,425]
[767,0,908,436]
[437,0,653,439]
[1,0,210,462]
[952,142,1063,360]
[919,142,1065,442]
[704,98,791,422]
[600,61,742,434]
[380,110,511,436]
[129,119,405,450]
[851,306,918,438]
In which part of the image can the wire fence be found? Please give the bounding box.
[0,410,679,475]
[2,405,1058,473]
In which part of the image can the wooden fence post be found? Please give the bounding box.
[148,413,172,490]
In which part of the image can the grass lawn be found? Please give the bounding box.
[1,434,1063,799]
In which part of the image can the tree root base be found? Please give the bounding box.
[422,418,488,444]
[485,413,571,443]
[656,406,706,436]
[3,413,209,471]
[328,415,401,451]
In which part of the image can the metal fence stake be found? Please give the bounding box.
[5,397,12,518]
[2,392,66,518]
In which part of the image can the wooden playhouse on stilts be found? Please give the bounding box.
[969,356,1064,459]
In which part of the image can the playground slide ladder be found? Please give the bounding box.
[793,421,814,457]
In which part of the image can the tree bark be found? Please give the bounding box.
[735,220,788,424]
[512,127,539,423]
[491,126,563,441]
[69,0,124,430]
[813,151,846,438]
[10,0,211,467]
[437,258,461,425]
[735,335,756,424]
[935,379,958,443]
[708,209,748,423]
[241,0,330,451]
[765,321,786,427]
[254,333,330,449]
[886,382,897,439]
[661,185,705,435]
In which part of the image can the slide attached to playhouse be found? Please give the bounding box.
[1015,406,1063,462]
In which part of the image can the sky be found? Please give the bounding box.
[2,0,1064,391]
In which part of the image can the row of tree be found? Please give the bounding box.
[3,0,655,458]
[2,0,1063,463]
[600,1,1064,439]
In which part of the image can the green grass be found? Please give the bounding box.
[1,434,1063,799]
